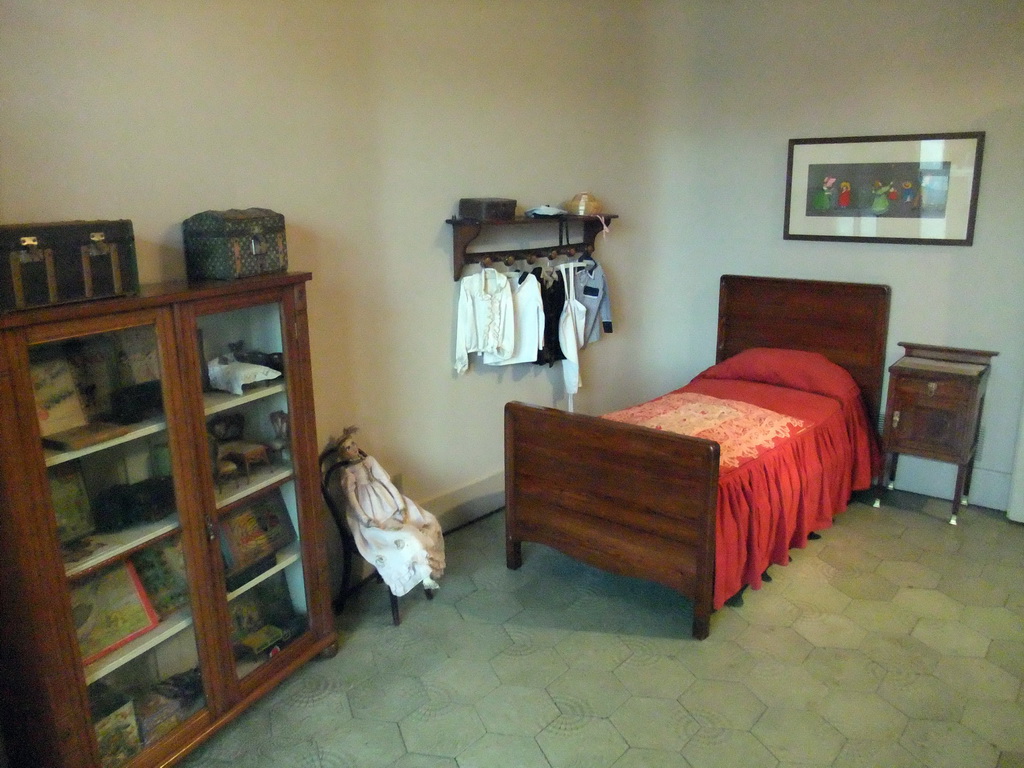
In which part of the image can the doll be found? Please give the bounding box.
[326,427,444,596]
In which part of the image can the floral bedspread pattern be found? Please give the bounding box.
[604,392,806,469]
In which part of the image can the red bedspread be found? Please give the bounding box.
[604,374,877,609]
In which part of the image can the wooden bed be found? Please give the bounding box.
[504,274,891,639]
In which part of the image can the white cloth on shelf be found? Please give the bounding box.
[454,268,514,374]
[482,271,545,366]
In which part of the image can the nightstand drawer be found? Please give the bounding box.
[892,375,972,405]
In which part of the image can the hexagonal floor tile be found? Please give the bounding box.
[399,701,485,758]
[547,668,629,718]
[474,685,560,736]
[537,716,628,768]
[609,696,698,751]
[751,706,845,764]
[613,652,696,699]
[678,679,766,731]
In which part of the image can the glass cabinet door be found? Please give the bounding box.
[194,300,308,682]
[30,319,206,768]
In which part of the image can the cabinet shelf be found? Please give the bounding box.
[202,382,286,416]
[446,213,616,280]
[44,416,167,468]
[84,607,194,685]
[64,516,180,579]
[226,543,301,602]
[42,384,287,469]
[214,462,294,509]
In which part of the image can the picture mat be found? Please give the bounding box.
[787,135,981,241]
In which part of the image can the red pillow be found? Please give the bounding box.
[694,347,859,398]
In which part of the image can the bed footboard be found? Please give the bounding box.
[504,401,720,639]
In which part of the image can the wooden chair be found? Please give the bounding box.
[319,445,433,625]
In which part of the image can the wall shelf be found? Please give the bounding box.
[445,214,617,280]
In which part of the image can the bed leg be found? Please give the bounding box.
[506,537,523,570]
[725,587,746,608]
[692,609,711,640]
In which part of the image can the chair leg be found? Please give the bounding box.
[332,531,357,615]
[389,591,401,625]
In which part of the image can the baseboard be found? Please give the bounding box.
[889,456,1009,511]
[423,470,506,533]
[320,471,506,598]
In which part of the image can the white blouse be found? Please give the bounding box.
[482,271,545,366]
[454,268,514,374]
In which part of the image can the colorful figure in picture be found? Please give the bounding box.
[901,181,916,203]
[811,176,837,210]
[326,426,444,596]
[871,180,894,215]
[837,181,852,208]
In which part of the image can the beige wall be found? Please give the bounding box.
[2,1,1022,523]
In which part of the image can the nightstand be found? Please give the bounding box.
[881,342,997,524]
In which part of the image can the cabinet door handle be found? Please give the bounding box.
[892,410,900,430]
[206,517,217,541]
[927,382,937,396]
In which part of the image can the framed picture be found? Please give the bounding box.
[71,562,160,665]
[784,131,985,245]
[219,488,296,577]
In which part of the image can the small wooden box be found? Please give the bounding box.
[457,198,517,221]
[0,219,139,312]
[182,208,287,280]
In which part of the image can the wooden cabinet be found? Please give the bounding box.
[0,272,337,767]
[881,342,997,524]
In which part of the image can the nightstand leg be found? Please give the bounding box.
[951,463,971,525]
[884,452,899,491]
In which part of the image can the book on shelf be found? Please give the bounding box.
[219,488,296,577]
[72,561,160,666]
[31,352,88,438]
[131,536,190,619]
[49,461,94,544]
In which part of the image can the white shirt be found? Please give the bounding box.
[482,271,545,366]
[454,268,515,374]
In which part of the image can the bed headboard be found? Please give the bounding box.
[717,275,891,430]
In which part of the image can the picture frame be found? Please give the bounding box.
[784,131,985,245]
[71,562,160,665]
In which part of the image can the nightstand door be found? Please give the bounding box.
[886,371,980,464]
